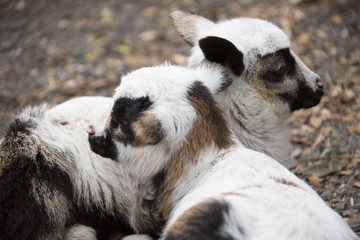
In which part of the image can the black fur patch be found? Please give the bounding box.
[279,84,324,111]
[164,200,241,240]
[199,36,245,76]
[110,96,152,144]
[73,206,134,240]
[261,48,296,84]
[0,126,75,239]
[88,134,118,161]
[189,81,215,108]
[4,118,34,138]
[0,163,50,239]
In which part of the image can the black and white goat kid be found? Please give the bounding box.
[0,97,152,240]
[89,63,357,240]
[172,11,324,167]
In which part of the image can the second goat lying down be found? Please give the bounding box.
[89,64,357,240]
[0,97,151,240]
[172,11,324,167]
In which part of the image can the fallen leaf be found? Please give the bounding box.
[346,158,360,169]
[354,182,360,188]
[139,30,163,42]
[296,32,312,44]
[101,7,113,19]
[339,56,347,65]
[124,54,147,69]
[142,6,157,18]
[16,1,25,11]
[341,89,355,102]
[290,148,302,159]
[58,19,70,29]
[116,44,131,55]
[311,129,324,149]
[329,85,342,97]
[331,14,343,25]
[348,126,355,134]
[338,170,352,176]
[100,7,114,25]
[342,113,355,121]
[308,176,321,189]
[309,115,322,128]
[170,54,187,65]
[320,108,332,120]
[29,68,39,77]
[353,123,360,134]
[317,29,327,39]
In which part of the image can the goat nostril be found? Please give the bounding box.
[316,78,324,89]
[87,126,95,135]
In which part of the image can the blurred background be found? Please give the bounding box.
[0,0,359,235]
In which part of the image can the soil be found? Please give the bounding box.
[0,0,359,236]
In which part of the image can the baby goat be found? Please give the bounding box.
[172,11,324,167]
[90,63,357,240]
[0,97,145,240]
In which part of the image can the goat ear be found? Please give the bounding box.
[199,36,245,76]
[171,10,215,46]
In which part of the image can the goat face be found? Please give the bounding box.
[89,65,196,173]
[172,11,324,112]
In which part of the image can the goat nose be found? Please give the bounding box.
[316,78,324,89]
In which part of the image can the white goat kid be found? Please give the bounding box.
[0,96,151,240]
[89,64,357,240]
[172,11,324,168]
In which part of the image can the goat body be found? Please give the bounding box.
[89,64,357,240]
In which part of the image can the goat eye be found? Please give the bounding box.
[263,66,285,82]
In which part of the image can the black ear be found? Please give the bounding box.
[110,96,152,136]
[199,36,245,76]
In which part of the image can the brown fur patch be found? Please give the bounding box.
[132,112,164,146]
[222,192,246,197]
[165,199,230,239]
[59,121,69,125]
[273,177,300,188]
[155,82,235,220]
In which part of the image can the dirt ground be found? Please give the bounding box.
[1,0,359,235]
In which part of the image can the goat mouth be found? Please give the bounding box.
[88,134,118,161]
[282,85,324,112]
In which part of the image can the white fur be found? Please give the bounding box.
[65,224,97,240]
[100,65,357,240]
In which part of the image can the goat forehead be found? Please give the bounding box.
[114,66,198,101]
[203,18,290,56]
